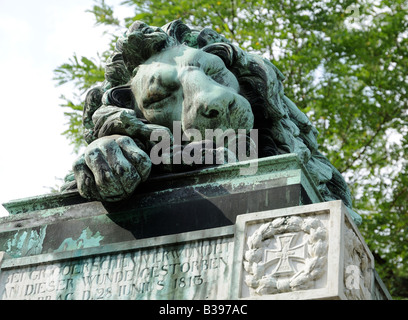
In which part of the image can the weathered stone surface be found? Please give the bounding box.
[230,200,390,300]
[0,200,391,300]
[0,227,234,300]
[0,155,390,300]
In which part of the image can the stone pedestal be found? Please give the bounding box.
[0,154,391,300]
[231,201,391,300]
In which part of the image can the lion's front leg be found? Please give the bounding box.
[72,135,151,202]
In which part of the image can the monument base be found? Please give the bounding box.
[0,155,391,300]
[231,201,391,300]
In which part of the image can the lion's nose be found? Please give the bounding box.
[201,105,220,119]
[196,86,235,121]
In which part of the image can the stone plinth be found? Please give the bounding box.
[0,154,391,300]
[231,201,391,300]
[0,226,235,300]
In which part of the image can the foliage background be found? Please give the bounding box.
[54,0,408,299]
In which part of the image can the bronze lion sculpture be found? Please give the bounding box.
[62,20,361,225]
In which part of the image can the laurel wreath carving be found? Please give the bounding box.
[243,215,328,295]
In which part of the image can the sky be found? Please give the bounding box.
[0,0,127,216]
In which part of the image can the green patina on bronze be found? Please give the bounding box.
[59,19,360,225]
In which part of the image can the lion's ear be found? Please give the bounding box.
[202,43,236,67]
[106,85,134,109]
[197,28,230,48]
[105,85,146,121]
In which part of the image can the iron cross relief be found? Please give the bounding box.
[264,233,307,276]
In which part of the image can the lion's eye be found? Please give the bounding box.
[142,91,171,108]
[141,73,179,108]
[203,62,223,77]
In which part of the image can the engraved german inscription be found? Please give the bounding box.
[0,237,233,300]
